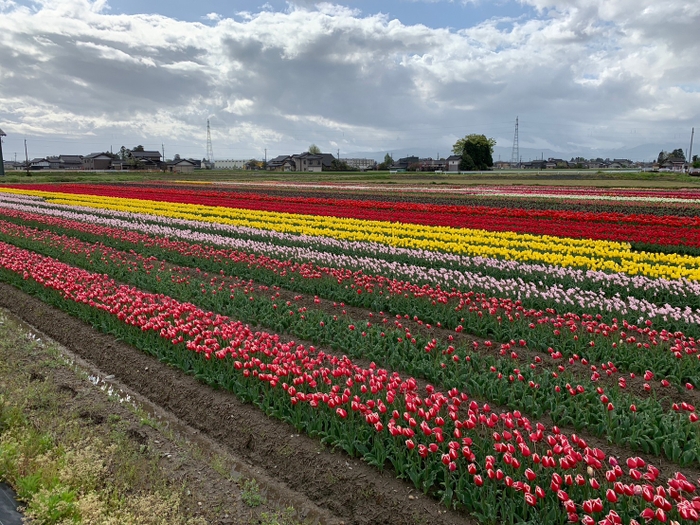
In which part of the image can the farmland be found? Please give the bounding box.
[1,180,700,524]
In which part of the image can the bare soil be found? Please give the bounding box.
[0,282,476,525]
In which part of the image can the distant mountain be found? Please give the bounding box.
[341,148,456,163]
[494,143,687,163]
[343,142,693,164]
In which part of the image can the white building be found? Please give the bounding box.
[344,158,377,171]
[214,159,248,170]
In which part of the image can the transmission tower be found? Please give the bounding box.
[206,119,214,164]
[510,116,519,168]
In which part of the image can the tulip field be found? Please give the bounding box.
[2,181,700,524]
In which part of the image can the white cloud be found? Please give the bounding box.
[0,0,697,160]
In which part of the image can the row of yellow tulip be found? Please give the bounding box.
[3,187,699,280]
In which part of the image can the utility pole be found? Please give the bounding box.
[24,139,30,177]
[0,128,6,177]
[264,148,267,165]
[689,127,695,171]
[162,143,165,161]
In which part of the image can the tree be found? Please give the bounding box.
[671,148,686,160]
[459,154,477,171]
[693,155,700,169]
[133,145,145,152]
[453,134,496,170]
[174,154,181,161]
[330,159,350,171]
[377,153,394,170]
[308,144,321,155]
[119,146,129,161]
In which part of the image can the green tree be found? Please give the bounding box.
[308,144,321,155]
[133,145,145,152]
[119,146,129,161]
[671,148,686,160]
[453,134,496,170]
[459,154,477,171]
[692,155,700,168]
[377,153,394,170]
[330,159,350,171]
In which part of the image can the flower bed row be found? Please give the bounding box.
[1,218,699,467]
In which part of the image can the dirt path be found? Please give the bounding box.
[0,282,476,525]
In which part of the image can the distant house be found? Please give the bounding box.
[390,156,420,171]
[166,158,196,173]
[58,155,84,170]
[29,158,51,170]
[446,155,461,172]
[267,152,336,172]
[612,158,633,168]
[545,158,570,169]
[46,155,84,169]
[662,157,687,172]
[521,160,547,170]
[290,152,336,172]
[111,159,128,170]
[493,160,511,170]
[130,150,162,169]
[267,155,294,171]
[417,158,446,171]
[3,161,22,172]
[83,153,113,170]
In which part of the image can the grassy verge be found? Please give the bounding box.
[0,309,305,525]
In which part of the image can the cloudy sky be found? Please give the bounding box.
[0,0,698,162]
